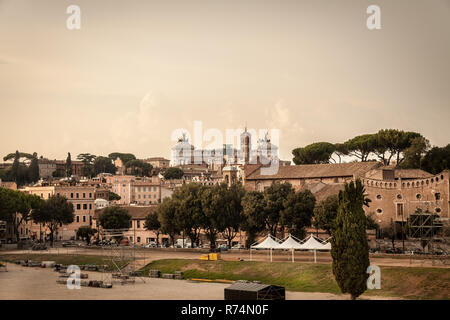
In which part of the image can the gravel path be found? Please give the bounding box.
[0,263,397,300]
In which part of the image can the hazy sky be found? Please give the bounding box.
[1,0,449,161]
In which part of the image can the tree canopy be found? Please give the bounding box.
[125,159,153,177]
[163,167,184,179]
[292,142,336,165]
[108,153,136,164]
[93,156,117,175]
[98,206,131,230]
[32,195,74,245]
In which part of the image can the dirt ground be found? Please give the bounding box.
[0,263,397,300]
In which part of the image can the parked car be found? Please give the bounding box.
[145,241,157,248]
[231,244,245,250]
[218,244,229,251]
[120,239,130,246]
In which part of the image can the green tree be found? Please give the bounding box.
[93,156,117,175]
[108,191,121,201]
[263,182,295,237]
[3,152,33,162]
[399,136,430,169]
[32,195,74,246]
[173,183,205,247]
[313,194,339,234]
[66,152,73,177]
[281,189,316,239]
[344,134,377,162]
[241,191,267,246]
[77,153,96,177]
[98,206,131,230]
[108,152,136,164]
[28,152,40,183]
[372,129,423,165]
[200,184,228,250]
[292,142,336,165]
[219,183,246,248]
[334,143,349,163]
[163,167,184,179]
[0,188,43,242]
[76,226,96,244]
[157,198,181,246]
[11,150,21,184]
[144,212,162,247]
[421,144,450,174]
[331,179,370,300]
[125,159,153,177]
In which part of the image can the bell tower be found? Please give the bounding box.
[240,125,251,164]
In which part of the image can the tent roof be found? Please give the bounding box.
[321,242,331,250]
[277,235,303,249]
[251,235,281,249]
[299,234,326,250]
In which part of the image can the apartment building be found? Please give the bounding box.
[21,185,96,240]
[105,175,162,205]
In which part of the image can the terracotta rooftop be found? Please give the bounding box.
[364,167,433,180]
[246,162,381,180]
[94,205,157,220]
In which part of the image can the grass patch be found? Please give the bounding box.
[141,259,450,300]
[0,253,130,270]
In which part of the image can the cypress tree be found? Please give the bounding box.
[331,179,370,300]
[29,152,40,183]
[66,152,72,177]
[11,150,20,184]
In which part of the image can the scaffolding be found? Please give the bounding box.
[407,208,447,265]
[99,228,146,285]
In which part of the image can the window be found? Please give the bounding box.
[416,194,422,200]
[76,193,79,199]
[397,194,402,200]
[76,204,81,210]
[396,203,404,218]
[89,204,92,210]
[137,220,141,228]
[154,194,156,199]
[137,237,141,243]
[89,193,92,198]
[376,195,382,200]
[436,208,441,213]
[153,187,157,192]
[435,193,441,200]
[82,216,86,222]
[376,208,383,214]
[76,215,80,222]
[83,204,87,210]
[83,193,86,198]
[71,193,74,198]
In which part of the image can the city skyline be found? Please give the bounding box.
[1,0,449,161]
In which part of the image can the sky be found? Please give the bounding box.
[0,0,449,161]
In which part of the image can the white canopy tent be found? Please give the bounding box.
[277,234,303,263]
[250,234,281,262]
[299,234,331,263]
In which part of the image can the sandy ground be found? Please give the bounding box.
[3,247,449,268]
[0,263,397,300]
